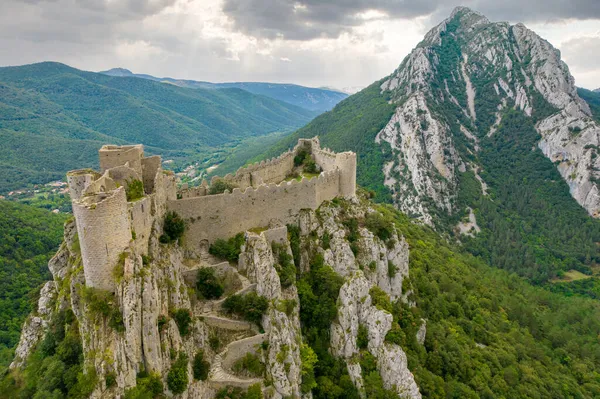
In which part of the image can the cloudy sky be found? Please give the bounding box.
[0,0,598,92]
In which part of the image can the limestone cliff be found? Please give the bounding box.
[377,6,600,224]
[9,194,422,398]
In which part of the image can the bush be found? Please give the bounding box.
[193,351,210,381]
[222,292,269,325]
[215,384,263,399]
[272,243,296,288]
[387,261,398,279]
[232,353,265,377]
[172,308,192,337]
[300,344,318,394]
[125,179,144,201]
[167,352,189,394]
[369,286,392,313]
[365,212,394,242]
[357,324,369,350]
[209,232,245,262]
[196,268,224,299]
[209,180,237,195]
[161,211,185,244]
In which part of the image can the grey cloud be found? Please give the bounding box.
[560,36,600,73]
[222,0,600,40]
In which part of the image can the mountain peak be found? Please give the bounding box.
[100,67,134,77]
[448,6,490,28]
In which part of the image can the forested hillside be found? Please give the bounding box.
[0,201,67,370]
[100,68,349,112]
[0,62,317,193]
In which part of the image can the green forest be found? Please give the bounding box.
[295,198,600,398]
[0,62,317,193]
[0,201,67,370]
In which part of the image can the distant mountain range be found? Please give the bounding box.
[100,68,348,112]
[0,62,318,193]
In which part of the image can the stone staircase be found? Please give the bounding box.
[208,333,267,389]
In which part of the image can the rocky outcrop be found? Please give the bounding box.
[377,6,600,223]
[330,274,420,399]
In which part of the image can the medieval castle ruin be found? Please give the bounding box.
[67,137,356,292]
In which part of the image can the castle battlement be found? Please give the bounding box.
[67,137,356,290]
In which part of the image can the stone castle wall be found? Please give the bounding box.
[219,149,297,190]
[69,145,177,291]
[167,170,341,251]
[72,188,132,291]
[69,137,355,287]
[100,145,144,175]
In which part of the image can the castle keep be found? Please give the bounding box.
[68,137,356,291]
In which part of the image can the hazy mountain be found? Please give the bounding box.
[100,68,348,112]
[0,62,317,193]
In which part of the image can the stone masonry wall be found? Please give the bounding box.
[167,170,341,251]
[221,150,296,190]
[99,145,144,175]
[72,187,132,291]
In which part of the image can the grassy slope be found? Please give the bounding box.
[0,62,317,193]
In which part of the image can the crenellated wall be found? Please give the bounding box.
[219,149,296,190]
[68,137,355,287]
[168,170,342,251]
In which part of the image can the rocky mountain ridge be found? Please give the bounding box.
[377,6,600,224]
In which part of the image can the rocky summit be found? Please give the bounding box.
[378,6,600,224]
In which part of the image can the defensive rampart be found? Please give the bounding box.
[68,145,176,291]
[68,137,355,288]
[167,137,356,252]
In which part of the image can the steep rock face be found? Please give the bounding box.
[297,202,420,398]
[10,197,423,398]
[240,232,304,398]
[377,6,600,223]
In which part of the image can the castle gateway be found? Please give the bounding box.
[67,137,356,291]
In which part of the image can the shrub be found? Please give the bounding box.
[304,157,319,174]
[105,372,117,388]
[196,268,224,299]
[209,180,237,195]
[215,384,263,399]
[161,211,185,244]
[272,243,296,288]
[322,232,331,250]
[369,286,392,313]
[357,324,369,349]
[157,315,168,330]
[294,148,310,167]
[365,212,394,242]
[300,344,318,394]
[209,335,221,351]
[193,351,210,381]
[167,352,189,394]
[172,308,192,337]
[125,179,144,201]
[232,353,265,377]
[209,232,245,262]
[277,299,297,316]
[388,261,398,279]
[222,292,269,325]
